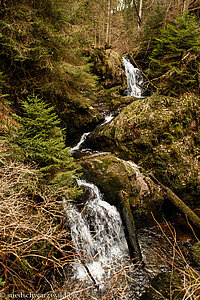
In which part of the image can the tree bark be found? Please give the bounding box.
[119,190,142,262]
[132,0,142,27]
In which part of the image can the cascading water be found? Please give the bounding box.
[65,179,179,298]
[70,132,90,153]
[70,113,114,153]
[123,57,143,98]
[66,107,182,299]
[100,113,114,127]
[65,179,129,285]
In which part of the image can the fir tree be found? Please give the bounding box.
[15,95,78,188]
[148,14,200,95]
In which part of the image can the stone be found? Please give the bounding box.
[79,152,164,228]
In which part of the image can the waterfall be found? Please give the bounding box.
[70,132,90,153]
[70,114,114,153]
[64,179,177,298]
[65,179,129,285]
[123,57,143,98]
[100,113,114,127]
[66,107,177,298]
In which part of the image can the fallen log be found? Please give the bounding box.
[119,190,142,262]
[149,173,200,230]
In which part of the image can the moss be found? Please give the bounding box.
[141,272,183,300]
[88,94,200,203]
[191,242,200,266]
[90,48,126,89]
[80,153,164,228]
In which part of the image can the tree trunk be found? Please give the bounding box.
[183,0,190,11]
[138,0,143,28]
[119,190,142,262]
[106,0,111,45]
[149,174,200,230]
[165,187,200,229]
[132,0,142,27]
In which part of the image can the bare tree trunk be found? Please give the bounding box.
[138,0,143,28]
[106,0,111,45]
[99,25,101,47]
[183,0,190,11]
[132,0,142,27]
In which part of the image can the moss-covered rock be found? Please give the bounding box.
[87,93,200,205]
[64,103,103,145]
[191,242,200,266]
[79,152,164,228]
[140,272,182,300]
[90,48,126,89]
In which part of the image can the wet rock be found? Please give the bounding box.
[79,152,164,228]
[90,48,126,89]
[87,93,200,205]
[65,104,103,146]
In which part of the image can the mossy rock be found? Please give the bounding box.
[87,93,200,206]
[64,103,103,145]
[140,272,183,300]
[79,152,164,228]
[191,242,200,266]
[90,48,126,89]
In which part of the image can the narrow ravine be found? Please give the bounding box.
[65,59,182,299]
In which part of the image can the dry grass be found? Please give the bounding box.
[0,139,139,298]
[152,215,200,300]
[0,140,75,294]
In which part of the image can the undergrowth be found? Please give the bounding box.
[0,0,98,134]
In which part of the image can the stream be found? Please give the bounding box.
[65,59,183,299]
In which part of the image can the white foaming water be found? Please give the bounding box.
[70,114,114,153]
[123,57,143,98]
[64,178,181,298]
[70,132,90,153]
[100,113,114,127]
[66,179,129,283]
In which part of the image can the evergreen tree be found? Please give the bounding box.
[148,14,200,95]
[15,95,78,187]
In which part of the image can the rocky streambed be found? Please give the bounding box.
[65,54,200,299]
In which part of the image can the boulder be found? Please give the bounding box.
[87,93,200,205]
[140,272,182,300]
[79,152,164,228]
[90,48,126,89]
